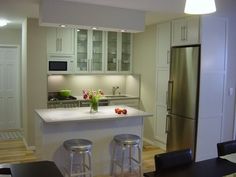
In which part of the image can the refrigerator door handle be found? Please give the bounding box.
[167,81,173,111]
[165,115,171,133]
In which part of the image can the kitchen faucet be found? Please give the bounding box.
[112,86,119,95]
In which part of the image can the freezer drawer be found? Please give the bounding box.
[166,114,196,157]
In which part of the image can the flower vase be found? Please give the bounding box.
[90,99,98,113]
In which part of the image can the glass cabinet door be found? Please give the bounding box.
[107,32,118,72]
[121,33,131,72]
[77,29,88,72]
[91,31,103,72]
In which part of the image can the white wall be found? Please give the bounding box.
[22,18,47,146]
[0,28,21,45]
[132,24,157,143]
[48,75,140,97]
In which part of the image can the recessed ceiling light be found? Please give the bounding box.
[0,19,9,27]
[60,24,66,27]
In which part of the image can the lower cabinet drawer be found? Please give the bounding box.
[109,99,140,109]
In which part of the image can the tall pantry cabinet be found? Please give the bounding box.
[155,22,171,149]
[155,16,227,161]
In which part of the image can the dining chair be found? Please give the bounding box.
[154,149,193,172]
[217,140,236,156]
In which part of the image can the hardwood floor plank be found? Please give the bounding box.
[0,139,37,164]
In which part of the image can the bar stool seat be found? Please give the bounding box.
[64,139,92,151]
[114,134,140,145]
[63,139,92,177]
[111,134,141,177]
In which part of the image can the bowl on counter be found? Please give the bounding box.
[59,89,72,97]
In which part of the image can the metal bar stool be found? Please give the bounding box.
[63,139,92,177]
[111,134,142,177]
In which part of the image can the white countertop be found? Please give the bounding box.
[35,105,152,123]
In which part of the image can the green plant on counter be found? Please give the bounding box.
[83,89,104,113]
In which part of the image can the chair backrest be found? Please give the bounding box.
[155,149,193,172]
[217,140,236,156]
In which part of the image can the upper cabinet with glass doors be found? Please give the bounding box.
[106,32,132,73]
[76,29,105,73]
[121,33,132,72]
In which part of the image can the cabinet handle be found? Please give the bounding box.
[117,59,119,71]
[60,38,62,51]
[90,59,93,71]
[56,38,59,51]
[167,50,170,64]
[166,91,168,106]
[185,26,188,41]
[165,115,171,133]
[181,26,184,41]
[88,59,91,71]
[167,81,173,111]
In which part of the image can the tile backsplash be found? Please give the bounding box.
[48,74,140,97]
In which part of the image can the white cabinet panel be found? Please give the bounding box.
[155,106,167,143]
[199,73,224,118]
[156,69,169,107]
[195,116,222,161]
[47,28,75,55]
[172,16,200,46]
[201,17,226,71]
[157,22,171,67]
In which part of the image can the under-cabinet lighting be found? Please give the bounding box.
[184,0,216,14]
[0,19,9,27]
[60,24,66,27]
[92,27,97,30]
[77,29,80,32]
[121,30,126,32]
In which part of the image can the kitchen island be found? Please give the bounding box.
[35,105,151,176]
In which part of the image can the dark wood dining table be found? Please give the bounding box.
[144,157,236,177]
[0,161,63,177]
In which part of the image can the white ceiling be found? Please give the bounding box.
[0,0,187,28]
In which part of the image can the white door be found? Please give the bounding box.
[0,46,20,129]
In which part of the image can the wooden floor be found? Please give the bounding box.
[142,145,165,173]
[0,139,164,176]
[0,139,37,164]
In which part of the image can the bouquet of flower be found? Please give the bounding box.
[83,89,104,112]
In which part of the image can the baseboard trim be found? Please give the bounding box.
[143,137,155,146]
[143,137,166,151]
[23,138,36,151]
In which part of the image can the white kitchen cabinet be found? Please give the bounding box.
[106,32,132,73]
[76,29,105,73]
[47,27,75,55]
[109,99,139,109]
[157,22,171,67]
[155,22,171,148]
[172,16,200,46]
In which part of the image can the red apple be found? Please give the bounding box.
[117,109,122,114]
[122,109,127,114]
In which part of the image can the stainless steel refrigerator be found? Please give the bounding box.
[166,45,200,159]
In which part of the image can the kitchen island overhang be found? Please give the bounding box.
[35,106,152,176]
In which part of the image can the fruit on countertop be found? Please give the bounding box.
[115,107,127,115]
